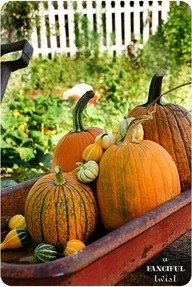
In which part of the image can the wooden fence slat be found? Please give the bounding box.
[39,2,48,56]
[105,0,113,54]
[114,1,122,54]
[161,0,170,21]
[67,1,76,58]
[124,1,131,48]
[48,0,57,57]
[133,0,141,40]
[86,1,94,31]
[57,0,67,53]
[143,1,150,44]
[96,0,103,51]
[152,0,159,35]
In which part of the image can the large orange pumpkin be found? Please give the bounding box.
[128,74,191,192]
[96,116,181,231]
[25,166,98,247]
[52,91,103,172]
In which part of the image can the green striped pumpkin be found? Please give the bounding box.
[34,243,59,262]
[24,166,98,248]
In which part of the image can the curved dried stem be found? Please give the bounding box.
[125,107,156,143]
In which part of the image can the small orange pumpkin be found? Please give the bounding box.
[52,91,103,172]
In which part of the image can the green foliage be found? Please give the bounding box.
[74,12,100,59]
[141,3,191,74]
[1,1,39,42]
[1,88,74,181]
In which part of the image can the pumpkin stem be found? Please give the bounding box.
[144,73,165,106]
[54,166,66,185]
[146,76,192,109]
[124,108,156,144]
[72,90,95,132]
[100,133,108,139]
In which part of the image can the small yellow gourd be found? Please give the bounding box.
[64,239,85,256]
[95,132,116,150]
[0,228,29,250]
[9,214,26,229]
[76,160,99,183]
[82,141,103,162]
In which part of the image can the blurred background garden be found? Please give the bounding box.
[1,1,191,186]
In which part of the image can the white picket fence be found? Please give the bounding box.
[31,0,171,58]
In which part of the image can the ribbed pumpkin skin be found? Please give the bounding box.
[52,127,102,172]
[25,173,98,247]
[129,104,191,192]
[96,140,181,231]
[128,74,191,192]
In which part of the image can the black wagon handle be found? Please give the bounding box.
[0,39,33,101]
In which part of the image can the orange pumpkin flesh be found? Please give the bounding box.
[96,116,181,231]
[52,91,103,172]
[25,166,98,248]
[128,75,191,192]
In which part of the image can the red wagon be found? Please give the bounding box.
[1,177,191,286]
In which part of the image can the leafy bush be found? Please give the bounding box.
[1,1,39,42]
[1,88,73,181]
[141,2,191,74]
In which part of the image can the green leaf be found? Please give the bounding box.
[18,147,35,161]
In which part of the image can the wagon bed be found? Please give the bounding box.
[1,178,191,286]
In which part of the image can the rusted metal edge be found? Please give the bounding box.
[1,178,39,217]
[1,189,191,280]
